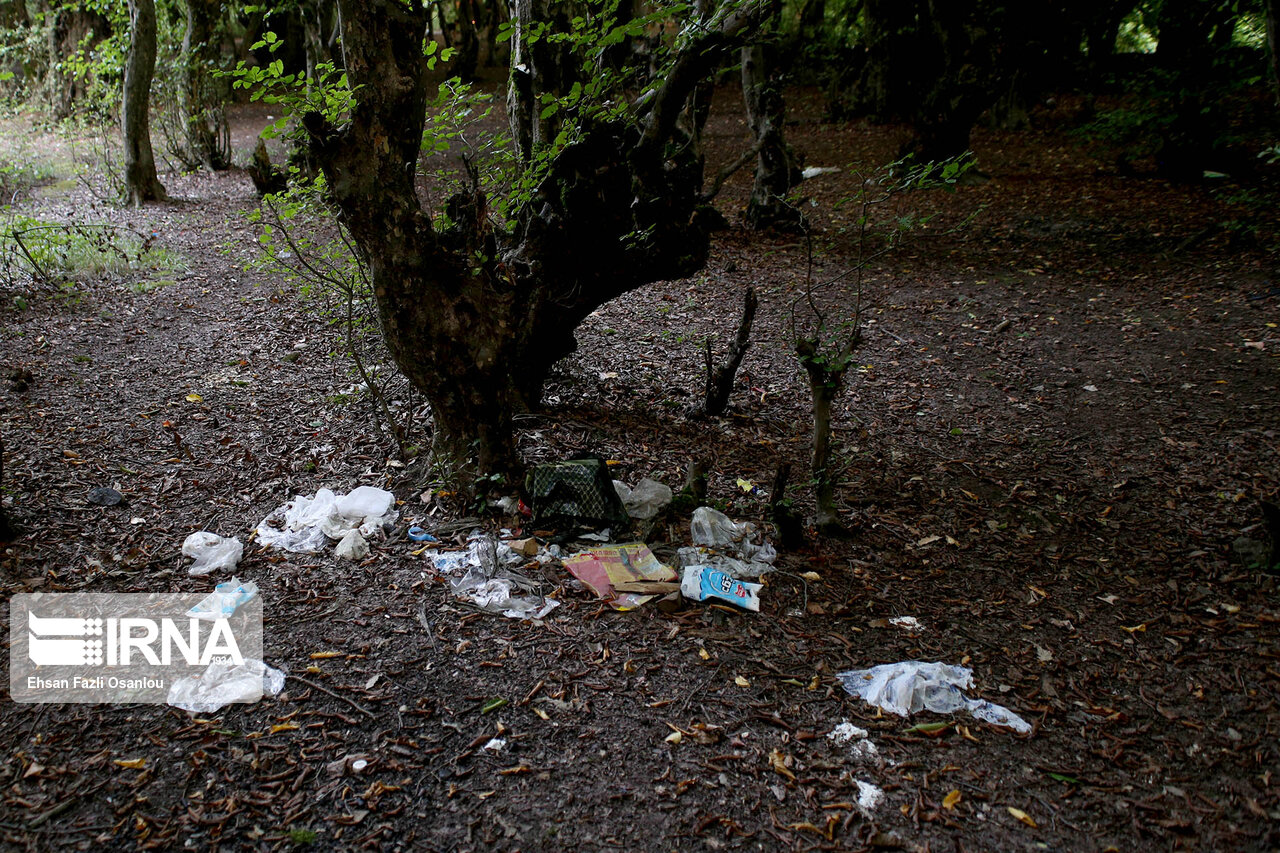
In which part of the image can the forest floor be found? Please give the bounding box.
[1,77,1279,852]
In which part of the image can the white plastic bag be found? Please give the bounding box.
[838,661,1031,733]
[182,532,244,576]
[167,658,285,713]
[614,478,673,521]
[334,530,369,561]
[256,486,398,553]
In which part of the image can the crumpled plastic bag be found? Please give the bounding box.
[689,507,777,568]
[449,565,559,620]
[182,532,244,576]
[167,658,286,713]
[614,478,673,521]
[838,661,1031,733]
[256,486,398,553]
[187,577,258,620]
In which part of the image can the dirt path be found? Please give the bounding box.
[1,86,1278,851]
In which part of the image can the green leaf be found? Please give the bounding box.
[481,697,508,714]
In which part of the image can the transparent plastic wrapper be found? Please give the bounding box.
[838,661,1031,733]
[690,507,776,565]
[334,530,369,561]
[182,531,244,576]
[678,546,774,579]
[187,577,259,620]
[449,565,559,620]
[167,658,285,713]
[613,478,673,521]
[680,565,762,611]
[256,486,398,553]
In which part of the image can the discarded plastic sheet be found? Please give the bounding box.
[681,565,762,612]
[678,545,774,579]
[255,486,398,554]
[838,661,1031,734]
[855,780,885,812]
[828,720,879,761]
[562,543,676,610]
[182,531,244,576]
[334,530,369,561]
[690,507,776,565]
[187,577,259,620]
[614,478,673,521]
[526,457,630,527]
[449,565,559,620]
[889,616,923,631]
[167,658,285,713]
[802,165,842,179]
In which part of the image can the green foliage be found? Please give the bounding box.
[1,214,183,290]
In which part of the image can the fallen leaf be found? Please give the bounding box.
[269,722,299,734]
[665,730,683,745]
[800,571,822,581]
[734,675,751,688]
[916,534,941,547]
[768,749,796,781]
[943,789,962,810]
[310,651,343,659]
[698,647,711,660]
[1008,806,1038,828]
[114,758,146,769]
[186,393,203,402]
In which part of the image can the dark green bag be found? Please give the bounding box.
[526,456,630,527]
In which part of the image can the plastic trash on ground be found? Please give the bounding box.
[680,565,762,611]
[182,531,244,576]
[562,543,677,610]
[187,577,259,620]
[526,457,630,527]
[451,571,558,620]
[334,530,369,561]
[613,478,673,521]
[167,658,285,713]
[690,507,777,565]
[677,545,774,579]
[256,486,398,553]
[838,661,1032,733]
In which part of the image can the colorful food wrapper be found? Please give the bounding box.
[562,543,676,610]
[680,565,761,612]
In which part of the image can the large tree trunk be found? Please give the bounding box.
[122,0,166,205]
[306,0,766,477]
[741,43,802,229]
[852,0,918,121]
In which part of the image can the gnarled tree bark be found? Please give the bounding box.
[304,0,767,477]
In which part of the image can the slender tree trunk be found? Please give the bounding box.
[183,0,228,170]
[1266,0,1280,104]
[456,0,480,81]
[741,43,801,229]
[0,431,11,541]
[123,0,166,205]
[807,377,839,532]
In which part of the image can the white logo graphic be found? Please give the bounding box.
[28,613,104,666]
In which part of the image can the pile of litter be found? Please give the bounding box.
[168,659,285,714]
[430,531,559,620]
[255,486,398,555]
